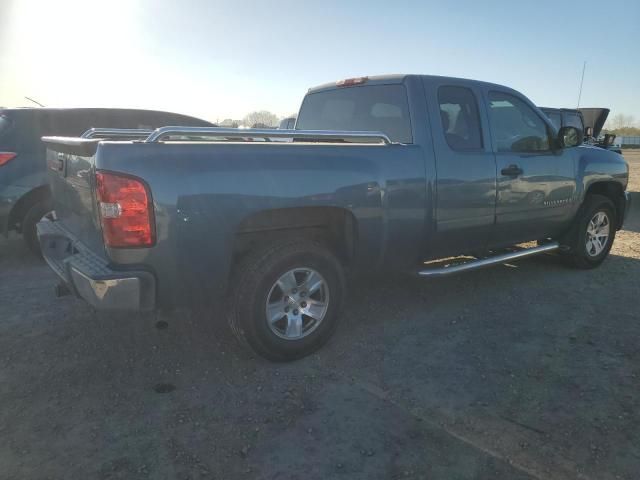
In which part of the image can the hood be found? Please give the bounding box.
[578,108,610,137]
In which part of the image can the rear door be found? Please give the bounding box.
[484,90,577,245]
[422,77,497,256]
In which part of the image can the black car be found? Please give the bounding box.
[0,108,213,254]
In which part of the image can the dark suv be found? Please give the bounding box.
[0,108,213,254]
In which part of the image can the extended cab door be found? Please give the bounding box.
[482,90,577,245]
[422,78,497,257]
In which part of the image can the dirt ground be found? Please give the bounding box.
[1,151,639,480]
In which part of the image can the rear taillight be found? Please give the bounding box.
[95,171,155,248]
[0,152,16,166]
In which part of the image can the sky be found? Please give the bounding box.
[0,0,638,124]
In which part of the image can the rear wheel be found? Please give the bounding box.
[564,194,616,269]
[22,200,53,257]
[228,239,346,361]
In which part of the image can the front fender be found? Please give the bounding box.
[575,146,628,201]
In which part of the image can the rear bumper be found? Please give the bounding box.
[36,219,155,311]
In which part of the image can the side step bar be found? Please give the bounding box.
[418,242,560,277]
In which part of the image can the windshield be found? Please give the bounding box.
[296,84,413,143]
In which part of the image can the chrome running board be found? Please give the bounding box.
[417,242,560,277]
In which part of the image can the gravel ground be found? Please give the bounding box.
[1,151,639,480]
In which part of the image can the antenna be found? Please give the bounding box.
[24,96,45,107]
[576,61,586,108]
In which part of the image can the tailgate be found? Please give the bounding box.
[43,137,106,256]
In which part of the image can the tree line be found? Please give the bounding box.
[220,110,640,136]
[604,113,640,136]
[217,111,295,129]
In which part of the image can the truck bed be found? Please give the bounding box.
[41,132,429,310]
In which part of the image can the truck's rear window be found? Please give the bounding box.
[296,84,412,143]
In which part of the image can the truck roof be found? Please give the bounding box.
[307,74,514,94]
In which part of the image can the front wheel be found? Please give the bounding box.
[564,194,617,269]
[228,239,346,361]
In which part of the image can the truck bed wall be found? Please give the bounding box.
[95,141,430,309]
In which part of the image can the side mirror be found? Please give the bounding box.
[584,126,593,137]
[558,126,583,148]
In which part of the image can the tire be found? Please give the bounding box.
[564,194,617,269]
[228,239,346,362]
[22,201,53,257]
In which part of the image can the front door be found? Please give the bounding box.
[485,90,577,246]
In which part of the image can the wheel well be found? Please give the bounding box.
[585,182,625,228]
[232,207,357,266]
[8,185,51,233]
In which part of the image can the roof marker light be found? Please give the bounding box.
[336,77,369,87]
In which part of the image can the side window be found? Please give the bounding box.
[437,86,483,151]
[488,91,550,153]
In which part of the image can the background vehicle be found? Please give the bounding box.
[580,107,622,154]
[540,106,621,154]
[278,117,296,129]
[540,107,585,133]
[0,108,213,255]
[38,75,630,361]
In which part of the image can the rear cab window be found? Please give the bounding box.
[296,84,413,143]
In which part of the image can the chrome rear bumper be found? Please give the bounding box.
[36,219,155,311]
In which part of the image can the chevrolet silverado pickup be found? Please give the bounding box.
[38,74,631,361]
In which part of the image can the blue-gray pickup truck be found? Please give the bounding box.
[38,74,631,361]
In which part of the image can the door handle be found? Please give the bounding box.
[501,164,523,177]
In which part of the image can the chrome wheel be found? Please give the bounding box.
[586,211,610,257]
[265,268,329,340]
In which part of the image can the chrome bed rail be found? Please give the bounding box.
[143,127,393,145]
[81,128,154,139]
